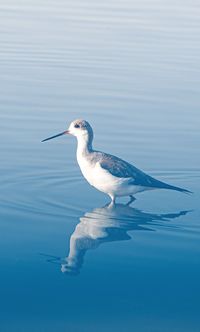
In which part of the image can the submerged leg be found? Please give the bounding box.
[126,195,136,206]
[109,194,116,206]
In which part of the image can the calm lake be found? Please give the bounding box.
[0,0,200,331]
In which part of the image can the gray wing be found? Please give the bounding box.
[98,153,189,192]
[99,153,159,187]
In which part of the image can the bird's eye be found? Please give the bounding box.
[74,124,80,128]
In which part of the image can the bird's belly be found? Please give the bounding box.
[78,160,113,191]
[78,160,150,196]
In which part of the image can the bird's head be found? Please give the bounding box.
[68,119,93,139]
[41,119,93,143]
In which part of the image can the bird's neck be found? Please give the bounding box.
[76,135,93,159]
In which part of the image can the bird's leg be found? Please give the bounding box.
[126,195,136,206]
[109,194,116,206]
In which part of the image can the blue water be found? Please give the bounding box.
[0,0,200,331]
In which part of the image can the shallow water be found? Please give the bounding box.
[0,0,200,331]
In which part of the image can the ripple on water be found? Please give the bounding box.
[0,169,84,220]
[0,168,198,222]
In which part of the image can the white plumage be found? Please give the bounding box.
[42,119,191,204]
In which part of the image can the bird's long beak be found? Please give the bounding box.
[41,130,70,142]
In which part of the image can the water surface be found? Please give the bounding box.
[0,0,200,331]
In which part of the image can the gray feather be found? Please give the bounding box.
[95,152,191,193]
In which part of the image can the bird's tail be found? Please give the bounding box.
[161,182,193,194]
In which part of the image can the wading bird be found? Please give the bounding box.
[42,119,191,204]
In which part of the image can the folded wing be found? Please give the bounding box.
[99,153,191,193]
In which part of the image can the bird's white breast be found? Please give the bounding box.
[77,158,93,184]
[77,155,143,196]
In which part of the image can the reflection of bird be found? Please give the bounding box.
[61,203,189,275]
[42,119,191,204]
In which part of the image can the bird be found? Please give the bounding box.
[42,119,191,204]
